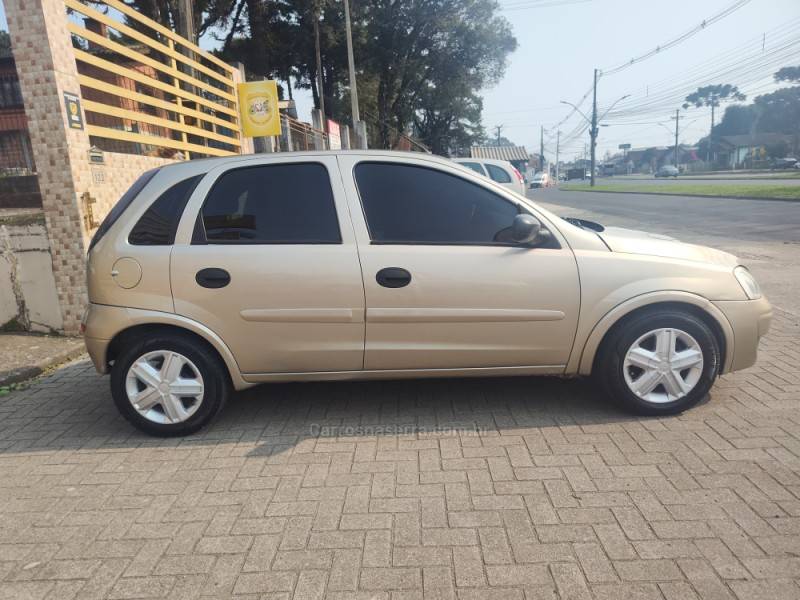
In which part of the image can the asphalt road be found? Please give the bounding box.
[533,187,800,316]
[581,174,800,186]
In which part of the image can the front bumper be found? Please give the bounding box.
[713,296,772,373]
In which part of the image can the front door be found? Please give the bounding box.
[171,157,365,375]
[337,155,580,372]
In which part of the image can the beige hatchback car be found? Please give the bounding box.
[84,151,772,436]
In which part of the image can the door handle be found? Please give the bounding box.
[376,267,411,288]
[196,268,231,289]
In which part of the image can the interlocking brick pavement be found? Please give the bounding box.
[0,308,798,599]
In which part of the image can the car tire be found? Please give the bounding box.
[110,331,229,436]
[595,309,720,416]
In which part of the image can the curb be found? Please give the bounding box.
[0,343,87,388]
[557,188,800,203]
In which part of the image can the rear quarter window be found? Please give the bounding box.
[88,168,160,252]
[129,175,204,245]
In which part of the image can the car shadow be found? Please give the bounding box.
[0,358,694,457]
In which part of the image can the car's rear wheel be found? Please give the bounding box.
[110,332,228,436]
[596,309,720,415]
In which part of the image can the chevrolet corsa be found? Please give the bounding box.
[83,151,772,436]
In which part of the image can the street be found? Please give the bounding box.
[535,187,800,316]
[585,175,800,187]
[0,189,797,599]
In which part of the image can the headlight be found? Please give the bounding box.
[734,266,761,300]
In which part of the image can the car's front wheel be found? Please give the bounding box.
[110,332,229,436]
[596,309,720,415]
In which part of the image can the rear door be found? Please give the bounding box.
[170,156,365,375]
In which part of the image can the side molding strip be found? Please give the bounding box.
[367,308,565,323]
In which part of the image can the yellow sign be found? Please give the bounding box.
[237,80,281,137]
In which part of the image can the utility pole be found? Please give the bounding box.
[540,125,545,173]
[590,68,599,187]
[671,108,681,167]
[343,0,361,136]
[709,97,717,165]
[494,125,504,145]
[555,130,561,182]
[313,1,326,127]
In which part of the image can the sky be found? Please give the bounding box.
[2,0,798,162]
[254,0,800,161]
[483,0,800,161]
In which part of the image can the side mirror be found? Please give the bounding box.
[511,214,543,245]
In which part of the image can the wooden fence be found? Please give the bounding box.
[64,0,242,159]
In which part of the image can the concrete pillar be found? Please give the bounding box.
[280,114,293,151]
[5,0,95,334]
[354,120,368,149]
[311,109,326,151]
[254,136,276,153]
[340,125,351,150]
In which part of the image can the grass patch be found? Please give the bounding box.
[559,183,800,200]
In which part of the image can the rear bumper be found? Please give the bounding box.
[82,303,117,374]
[84,335,110,374]
[712,296,772,373]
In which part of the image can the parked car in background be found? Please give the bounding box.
[770,157,798,170]
[566,168,587,180]
[529,172,553,188]
[655,165,679,178]
[452,158,526,195]
[84,151,771,436]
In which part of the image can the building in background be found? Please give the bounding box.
[0,51,34,174]
[468,145,529,174]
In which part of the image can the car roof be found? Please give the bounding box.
[154,149,448,179]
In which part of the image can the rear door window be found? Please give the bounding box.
[197,163,341,244]
[485,164,512,183]
[460,162,487,175]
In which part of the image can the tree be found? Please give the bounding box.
[683,84,746,163]
[711,104,757,137]
[120,0,516,153]
[93,0,238,41]
[360,0,515,150]
[775,65,800,84]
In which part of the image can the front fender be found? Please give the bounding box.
[569,290,735,376]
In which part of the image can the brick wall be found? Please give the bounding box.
[4,0,175,334]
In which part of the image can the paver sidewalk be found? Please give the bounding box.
[0,310,797,599]
[0,333,85,386]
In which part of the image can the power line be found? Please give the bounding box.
[616,18,800,100]
[602,29,800,119]
[519,10,797,153]
[600,0,754,76]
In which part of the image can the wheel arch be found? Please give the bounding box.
[98,309,252,390]
[575,292,733,376]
